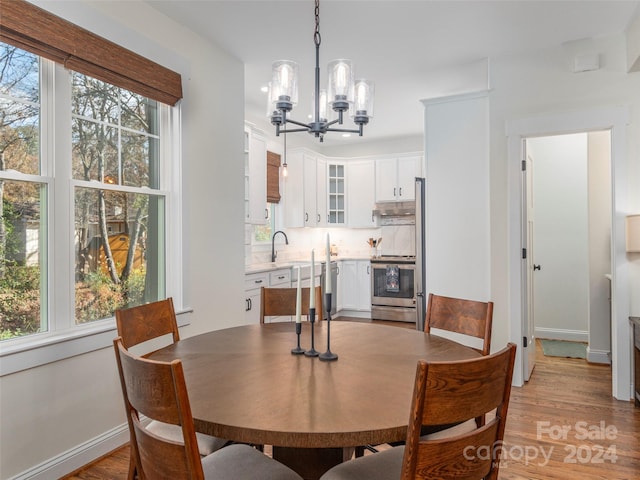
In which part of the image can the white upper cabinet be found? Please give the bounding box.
[283,150,305,227]
[244,125,268,224]
[284,150,327,227]
[327,162,346,225]
[347,159,376,228]
[304,155,327,227]
[283,149,423,228]
[375,155,422,202]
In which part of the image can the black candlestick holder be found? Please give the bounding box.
[291,322,306,355]
[304,307,319,357]
[319,292,338,361]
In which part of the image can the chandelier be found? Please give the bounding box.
[269,0,374,142]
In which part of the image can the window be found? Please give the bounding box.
[71,72,165,324]
[0,42,173,342]
[254,203,275,243]
[0,45,46,340]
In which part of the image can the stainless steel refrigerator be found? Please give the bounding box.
[415,177,426,331]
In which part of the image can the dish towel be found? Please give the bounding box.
[385,266,400,292]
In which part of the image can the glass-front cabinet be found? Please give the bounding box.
[327,163,345,225]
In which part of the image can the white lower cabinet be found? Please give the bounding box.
[244,272,268,324]
[356,260,372,311]
[338,260,371,314]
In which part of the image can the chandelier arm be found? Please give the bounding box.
[279,127,312,134]
[285,118,313,128]
[325,127,362,134]
[324,118,341,127]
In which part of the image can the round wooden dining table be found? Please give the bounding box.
[149,320,479,479]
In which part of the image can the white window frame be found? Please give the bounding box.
[0,58,185,376]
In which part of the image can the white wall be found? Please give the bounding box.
[423,93,491,302]
[0,2,245,478]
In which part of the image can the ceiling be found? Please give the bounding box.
[147,0,639,148]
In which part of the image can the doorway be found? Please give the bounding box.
[522,131,612,382]
[506,106,631,400]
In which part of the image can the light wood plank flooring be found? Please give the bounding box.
[64,319,640,479]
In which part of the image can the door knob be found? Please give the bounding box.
[533,264,541,271]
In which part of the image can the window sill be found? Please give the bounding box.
[0,308,193,376]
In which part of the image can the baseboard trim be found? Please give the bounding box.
[9,424,129,480]
[587,347,611,365]
[535,327,588,343]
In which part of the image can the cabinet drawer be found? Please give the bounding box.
[270,269,291,286]
[245,272,268,291]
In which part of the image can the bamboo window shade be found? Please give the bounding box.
[0,0,183,106]
[267,151,281,203]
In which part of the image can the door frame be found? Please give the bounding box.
[506,106,631,400]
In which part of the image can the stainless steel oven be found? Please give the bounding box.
[370,256,416,323]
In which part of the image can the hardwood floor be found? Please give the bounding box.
[64,319,640,479]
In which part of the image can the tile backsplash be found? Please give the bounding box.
[245,225,415,266]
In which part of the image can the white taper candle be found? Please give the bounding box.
[309,249,315,309]
[325,233,332,294]
[296,266,302,323]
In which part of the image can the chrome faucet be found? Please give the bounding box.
[271,230,289,263]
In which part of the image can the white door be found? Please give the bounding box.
[522,146,536,381]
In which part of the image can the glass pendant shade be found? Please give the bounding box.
[313,89,329,121]
[352,79,375,118]
[271,60,299,107]
[327,59,354,109]
[266,82,274,116]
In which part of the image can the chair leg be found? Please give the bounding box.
[127,456,137,480]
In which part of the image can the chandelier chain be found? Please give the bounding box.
[314,0,321,47]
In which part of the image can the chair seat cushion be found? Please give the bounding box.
[319,446,404,480]
[202,444,303,480]
[147,420,228,456]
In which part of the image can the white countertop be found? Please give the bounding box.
[245,256,371,274]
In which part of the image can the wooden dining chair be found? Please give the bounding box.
[425,293,494,356]
[260,286,323,324]
[113,337,303,480]
[115,298,227,479]
[319,343,517,480]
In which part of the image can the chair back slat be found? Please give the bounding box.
[115,298,179,350]
[425,294,493,355]
[114,337,204,480]
[401,343,517,480]
[422,349,513,425]
[411,421,499,480]
[260,286,323,323]
[132,414,196,480]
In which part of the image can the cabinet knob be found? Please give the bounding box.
[399,187,402,196]
[305,212,309,222]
